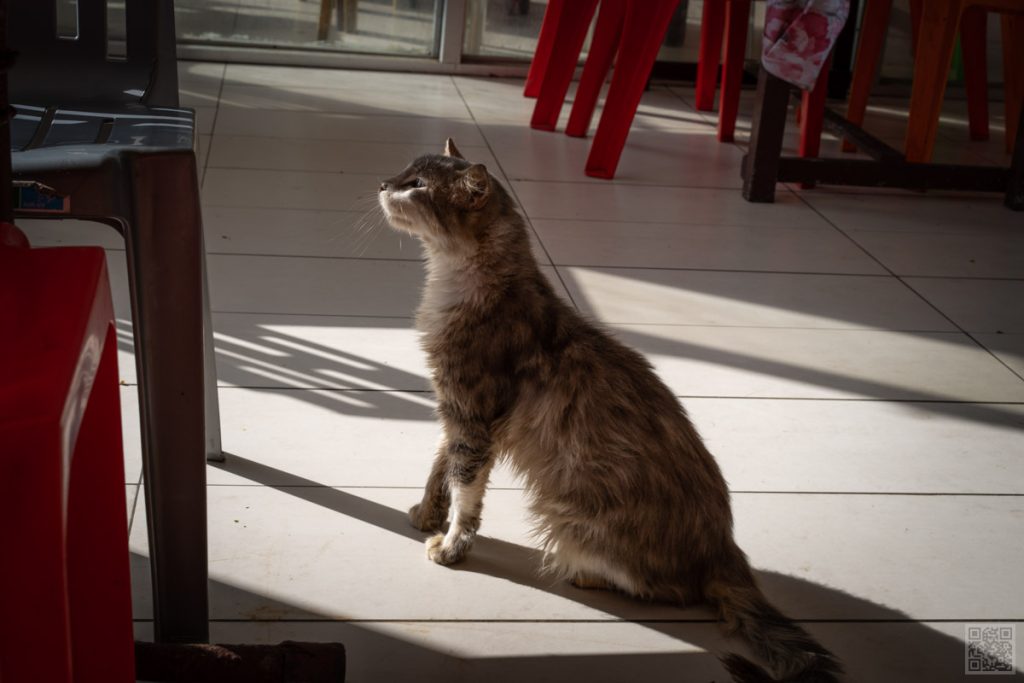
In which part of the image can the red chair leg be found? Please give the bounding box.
[798,56,833,189]
[905,0,962,163]
[585,0,679,178]
[960,7,990,141]
[524,0,565,98]
[799,59,832,160]
[567,0,627,137]
[843,0,894,152]
[695,0,727,111]
[530,0,600,131]
[717,0,752,143]
[909,0,923,54]
[67,322,135,683]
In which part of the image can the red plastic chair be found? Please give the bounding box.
[844,0,995,154]
[524,0,565,98]
[527,0,815,178]
[905,0,1024,162]
[0,223,136,683]
[694,0,753,143]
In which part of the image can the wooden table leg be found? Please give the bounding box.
[742,69,791,203]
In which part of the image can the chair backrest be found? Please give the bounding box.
[7,0,180,107]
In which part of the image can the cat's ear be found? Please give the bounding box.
[458,164,491,210]
[444,138,465,160]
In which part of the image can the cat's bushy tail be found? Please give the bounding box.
[706,553,843,683]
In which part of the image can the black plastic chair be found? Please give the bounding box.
[9,0,216,643]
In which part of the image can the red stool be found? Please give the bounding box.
[0,224,135,683]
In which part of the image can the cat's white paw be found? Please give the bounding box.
[425,533,463,565]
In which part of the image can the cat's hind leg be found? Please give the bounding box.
[546,534,644,597]
[409,444,452,532]
[569,572,616,591]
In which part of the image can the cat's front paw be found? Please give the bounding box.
[409,503,447,532]
[425,533,466,566]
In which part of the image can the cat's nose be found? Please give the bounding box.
[379,181,391,193]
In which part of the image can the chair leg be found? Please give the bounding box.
[318,0,332,40]
[202,246,223,463]
[695,0,727,111]
[960,7,989,142]
[1001,14,1024,155]
[341,0,358,32]
[798,56,833,189]
[908,0,923,54]
[718,0,752,143]
[566,0,626,137]
[585,0,679,178]
[530,0,600,131]
[742,68,791,203]
[524,0,565,98]
[905,0,962,163]
[843,0,893,153]
[126,151,209,644]
[67,323,136,682]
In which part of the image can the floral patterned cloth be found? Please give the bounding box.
[762,0,851,89]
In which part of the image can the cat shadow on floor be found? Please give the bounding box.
[187,453,1010,682]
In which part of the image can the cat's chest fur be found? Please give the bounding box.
[416,251,492,351]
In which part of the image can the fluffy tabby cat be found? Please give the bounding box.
[377,139,842,683]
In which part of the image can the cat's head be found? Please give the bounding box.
[377,139,497,245]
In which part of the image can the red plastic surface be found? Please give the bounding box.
[0,233,135,683]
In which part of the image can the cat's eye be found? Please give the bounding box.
[404,177,426,190]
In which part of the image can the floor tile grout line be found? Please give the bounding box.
[790,190,1024,384]
[122,382,1024,405]
[59,246,1024,281]
[127,471,143,536]
[200,62,228,190]
[200,484,1024,497]
[901,280,1024,384]
[208,133,488,146]
[133,617,1024,624]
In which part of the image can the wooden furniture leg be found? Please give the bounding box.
[742,69,791,202]
[318,0,332,40]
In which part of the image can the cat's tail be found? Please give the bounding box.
[706,555,843,683]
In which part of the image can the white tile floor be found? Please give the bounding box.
[20,62,1024,682]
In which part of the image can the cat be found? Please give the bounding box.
[377,139,843,683]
